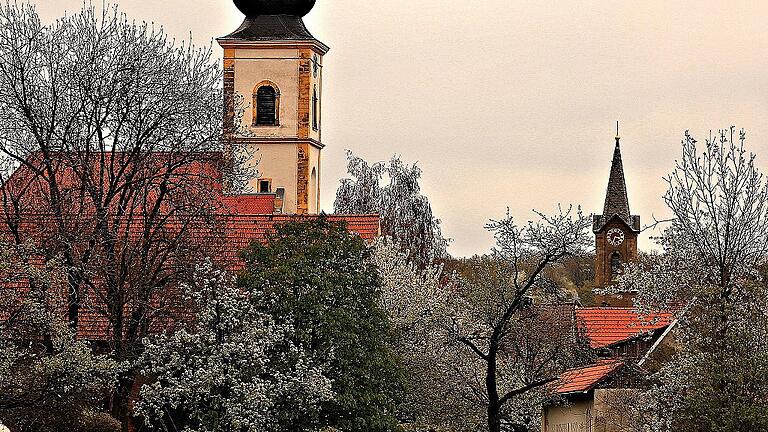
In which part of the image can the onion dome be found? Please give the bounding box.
[222,0,320,41]
[233,0,316,17]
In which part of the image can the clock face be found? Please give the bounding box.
[607,228,625,246]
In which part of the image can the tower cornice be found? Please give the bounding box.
[230,137,325,150]
[217,38,330,55]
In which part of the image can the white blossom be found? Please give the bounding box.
[136,261,333,432]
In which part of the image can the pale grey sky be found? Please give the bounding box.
[34,0,768,257]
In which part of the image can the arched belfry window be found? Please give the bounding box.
[610,252,622,280]
[253,81,280,126]
[312,85,318,131]
[311,167,318,209]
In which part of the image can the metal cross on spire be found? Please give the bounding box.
[615,120,621,146]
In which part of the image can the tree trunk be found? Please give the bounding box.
[488,404,502,432]
[486,341,501,432]
[111,371,136,432]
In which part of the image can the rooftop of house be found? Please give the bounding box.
[555,359,624,395]
[577,307,674,349]
[550,304,680,397]
[72,213,380,341]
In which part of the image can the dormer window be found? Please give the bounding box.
[254,82,280,126]
[258,179,272,194]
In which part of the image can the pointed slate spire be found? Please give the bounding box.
[602,134,631,222]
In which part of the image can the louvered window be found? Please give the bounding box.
[312,86,318,131]
[610,252,622,280]
[255,86,278,126]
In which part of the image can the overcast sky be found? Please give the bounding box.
[33,0,768,257]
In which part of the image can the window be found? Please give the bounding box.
[254,84,279,126]
[274,187,285,213]
[258,179,272,194]
[312,85,318,131]
[310,167,318,210]
[610,252,622,280]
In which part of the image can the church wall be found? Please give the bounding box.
[308,145,321,213]
[594,219,638,289]
[307,51,322,142]
[243,143,299,214]
[219,14,327,216]
[227,45,325,215]
[233,50,301,137]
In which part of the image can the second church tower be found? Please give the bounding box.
[593,131,640,291]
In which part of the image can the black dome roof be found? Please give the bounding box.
[233,0,316,17]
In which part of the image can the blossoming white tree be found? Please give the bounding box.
[0,3,254,425]
[335,152,449,266]
[136,262,333,432]
[369,238,475,429]
[0,242,119,432]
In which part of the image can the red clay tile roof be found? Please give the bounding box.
[0,152,381,341]
[221,214,381,270]
[555,359,624,394]
[577,307,673,349]
[221,194,277,215]
[0,214,380,341]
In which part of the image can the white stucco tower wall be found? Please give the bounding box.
[218,4,327,215]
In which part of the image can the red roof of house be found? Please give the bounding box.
[577,307,673,348]
[555,359,624,394]
[0,214,380,341]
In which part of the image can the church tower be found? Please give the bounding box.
[218,0,327,214]
[593,129,640,291]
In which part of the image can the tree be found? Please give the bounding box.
[0,3,252,424]
[334,152,449,266]
[369,238,479,430]
[614,127,768,431]
[622,127,768,308]
[540,253,596,306]
[136,261,333,432]
[449,207,593,432]
[374,207,592,432]
[0,241,120,432]
[238,217,406,432]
